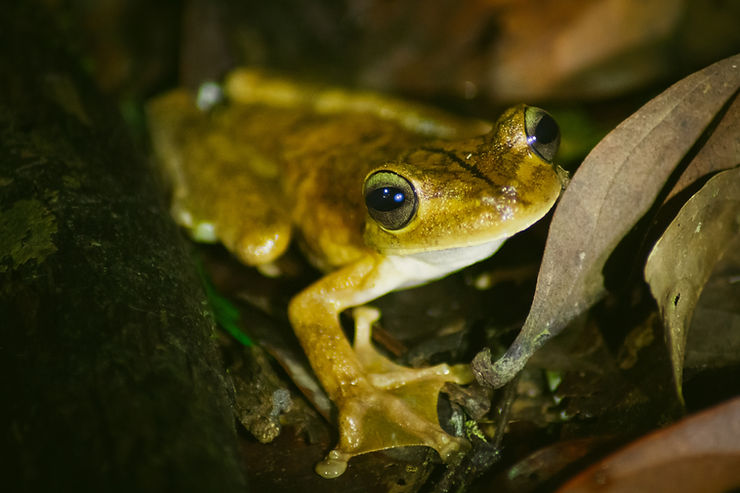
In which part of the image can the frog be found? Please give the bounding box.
[146,68,565,478]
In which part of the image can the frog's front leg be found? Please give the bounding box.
[288,254,472,478]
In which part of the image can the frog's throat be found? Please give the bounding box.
[386,237,506,290]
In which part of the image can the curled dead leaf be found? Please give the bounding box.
[684,232,740,371]
[645,167,740,402]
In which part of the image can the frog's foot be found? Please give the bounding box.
[314,307,472,479]
[352,306,473,389]
[316,377,471,478]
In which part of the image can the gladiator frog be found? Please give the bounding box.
[147,69,565,478]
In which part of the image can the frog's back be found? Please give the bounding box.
[147,69,489,271]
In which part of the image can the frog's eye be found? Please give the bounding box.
[364,171,418,230]
[524,107,560,163]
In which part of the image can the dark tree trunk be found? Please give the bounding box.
[0,4,247,492]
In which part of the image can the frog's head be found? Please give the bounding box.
[362,105,566,257]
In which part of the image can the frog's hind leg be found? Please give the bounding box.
[147,90,292,267]
[224,68,491,140]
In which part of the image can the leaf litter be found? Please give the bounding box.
[473,53,740,389]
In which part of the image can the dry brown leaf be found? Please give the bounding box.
[485,0,685,101]
[645,167,740,402]
[684,232,740,371]
[665,91,740,203]
[557,397,740,493]
[354,0,699,101]
[500,437,613,492]
[473,54,740,389]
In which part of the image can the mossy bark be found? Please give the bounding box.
[0,4,247,492]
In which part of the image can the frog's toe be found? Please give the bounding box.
[367,362,472,389]
[352,306,473,388]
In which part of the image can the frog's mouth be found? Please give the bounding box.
[407,238,506,267]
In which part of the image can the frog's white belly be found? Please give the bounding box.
[387,238,506,290]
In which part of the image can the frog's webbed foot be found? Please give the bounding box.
[352,306,472,388]
[315,306,472,479]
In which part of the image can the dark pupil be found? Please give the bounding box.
[534,114,558,144]
[366,187,405,212]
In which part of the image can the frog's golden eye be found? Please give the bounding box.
[524,107,560,163]
[364,171,418,230]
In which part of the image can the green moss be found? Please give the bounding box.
[0,199,58,272]
[464,419,487,442]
